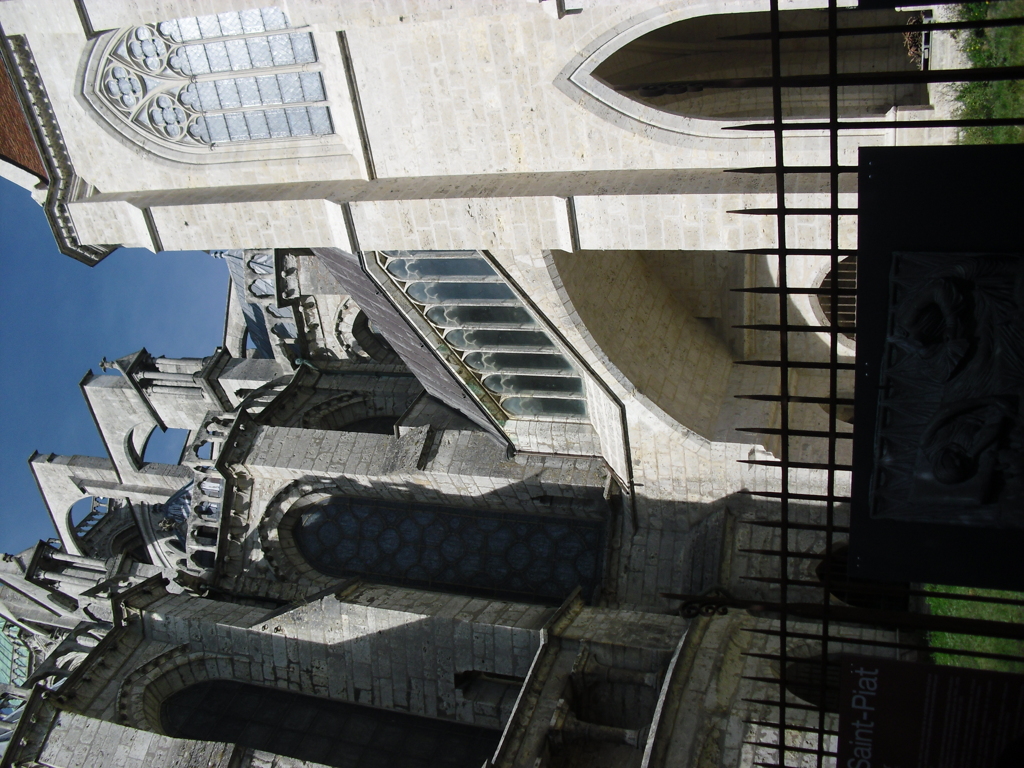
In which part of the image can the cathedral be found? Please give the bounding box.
[0,1,957,767]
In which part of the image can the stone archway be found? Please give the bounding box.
[299,390,411,434]
[549,249,736,439]
[117,645,500,768]
[162,679,500,768]
[593,8,927,121]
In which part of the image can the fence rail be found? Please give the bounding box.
[704,3,1024,766]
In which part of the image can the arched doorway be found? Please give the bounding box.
[816,255,857,340]
[162,680,500,768]
[593,9,928,120]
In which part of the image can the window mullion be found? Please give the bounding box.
[200,100,327,116]
[174,25,311,46]
[189,62,322,83]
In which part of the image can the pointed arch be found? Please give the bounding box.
[555,3,928,143]
[81,7,341,165]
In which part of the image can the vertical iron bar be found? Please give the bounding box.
[818,1,840,764]
[769,2,789,763]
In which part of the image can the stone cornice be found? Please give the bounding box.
[0,31,115,266]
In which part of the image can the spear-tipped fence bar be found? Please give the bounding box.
[618,65,1024,95]
[702,2,1024,765]
[721,16,1024,42]
[664,593,1024,640]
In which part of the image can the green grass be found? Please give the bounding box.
[926,585,1024,673]
[920,4,1024,672]
[951,1,1024,144]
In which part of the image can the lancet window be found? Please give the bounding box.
[377,251,589,420]
[93,7,332,149]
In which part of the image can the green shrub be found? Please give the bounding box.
[951,1,1024,144]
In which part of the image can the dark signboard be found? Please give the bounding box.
[851,144,1024,589]
[838,656,1024,768]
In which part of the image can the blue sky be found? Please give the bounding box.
[0,178,228,555]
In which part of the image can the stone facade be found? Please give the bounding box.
[0,1,952,766]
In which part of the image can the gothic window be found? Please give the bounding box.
[293,496,605,604]
[593,9,928,121]
[377,251,588,419]
[162,680,500,768]
[87,7,333,158]
[816,255,857,339]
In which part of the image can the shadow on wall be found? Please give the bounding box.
[163,679,501,768]
[550,250,737,439]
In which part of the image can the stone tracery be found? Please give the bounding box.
[93,8,333,149]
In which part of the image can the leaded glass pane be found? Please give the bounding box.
[308,106,332,135]
[406,282,516,303]
[225,38,251,70]
[205,114,229,142]
[107,6,332,148]
[158,19,182,42]
[464,352,575,373]
[205,41,231,72]
[217,12,243,36]
[189,117,210,142]
[294,497,604,603]
[299,72,325,102]
[425,306,536,328]
[225,112,249,141]
[177,17,202,42]
[245,110,270,139]
[197,14,222,38]
[246,36,273,68]
[286,107,312,136]
[291,32,315,64]
[256,75,282,104]
[196,81,220,110]
[215,79,241,110]
[184,44,210,75]
[278,72,302,103]
[265,108,289,137]
[502,397,587,417]
[387,257,496,280]
[236,77,260,107]
[179,84,200,110]
[482,374,585,396]
[239,8,265,34]
[445,330,555,351]
[262,6,288,30]
[268,34,295,66]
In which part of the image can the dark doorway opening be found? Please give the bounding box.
[162,680,500,768]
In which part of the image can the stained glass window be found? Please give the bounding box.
[95,7,333,146]
[294,496,604,603]
[379,251,589,420]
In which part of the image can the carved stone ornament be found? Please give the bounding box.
[870,253,1024,527]
[84,7,334,158]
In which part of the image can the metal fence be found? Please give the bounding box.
[656,2,1024,765]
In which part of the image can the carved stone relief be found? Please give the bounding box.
[871,253,1024,527]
